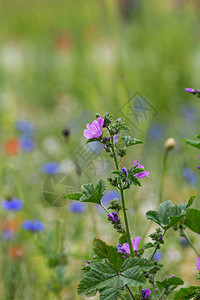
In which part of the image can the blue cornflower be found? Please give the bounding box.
[96,190,120,213]
[102,190,120,206]
[41,162,59,174]
[181,106,197,123]
[22,219,44,232]
[15,119,34,133]
[148,124,164,140]
[20,135,36,152]
[68,202,86,213]
[1,198,23,212]
[183,167,197,185]
[153,250,163,261]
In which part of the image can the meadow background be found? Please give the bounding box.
[0,0,200,299]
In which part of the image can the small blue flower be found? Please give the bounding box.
[22,219,44,232]
[68,202,86,213]
[15,119,34,133]
[183,167,197,185]
[41,162,59,174]
[20,135,36,152]
[181,106,197,123]
[1,198,23,212]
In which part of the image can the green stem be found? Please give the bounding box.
[120,189,134,257]
[125,284,135,300]
[181,230,200,257]
[158,289,166,300]
[159,150,169,204]
[152,274,155,299]
[110,139,134,257]
[101,203,110,214]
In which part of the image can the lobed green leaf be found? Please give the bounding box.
[122,136,144,147]
[146,197,195,230]
[78,257,154,299]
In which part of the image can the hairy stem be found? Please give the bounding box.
[110,137,134,257]
[158,289,166,300]
[101,203,110,214]
[181,230,200,257]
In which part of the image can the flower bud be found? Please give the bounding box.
[164,138,176,151]
[122,167,127,175]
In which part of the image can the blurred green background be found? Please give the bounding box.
[0,0,199,299]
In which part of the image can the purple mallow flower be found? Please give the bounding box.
[22,219,44,233]
[117,237,141,255]
[83,117,104,139]
[196,257,200,270]
[133,161,149,179]
[41,162,59,174]
[141,289,151,300]
[114,134,118,143]
[1,198,23,212]
[122,167,127,175]
[170,275,175,278]
[85,260,91,266]
[185,88,195,94]
[108,212,119,223]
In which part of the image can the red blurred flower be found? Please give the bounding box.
[55,31,74,53]
[10,246,24,261]
[4,138,20,155]
[1,219,18,232]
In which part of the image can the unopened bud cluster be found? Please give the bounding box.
[149,228,164,249]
